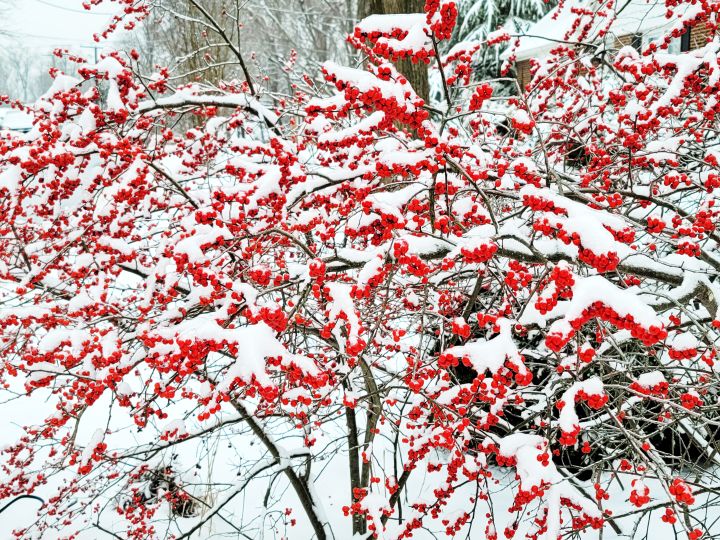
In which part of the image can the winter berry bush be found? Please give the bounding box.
[0,0,719,539]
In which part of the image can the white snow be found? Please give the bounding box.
[558,377,604,432]
[441,319,529,378]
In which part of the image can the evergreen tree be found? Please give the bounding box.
[447,0,553,84]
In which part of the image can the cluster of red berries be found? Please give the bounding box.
[351,267,388,300]
[559,424,581,446]
[576,389,608,409]
[503,261,532,292]
[246,306,288,332]
[577,246,620,272]
[425,0,458,41]
[476,313,498,328]
[676,240,702,257]
[513,161,543,187]
[308,258,326,279]
[556,388,608,445]
[522,194,566,215]
[510,114,535,135]
[669,478,695,505]
[510,483,548,511]
[661,507,676,523]
[459,241,497,263]
[608,225,635,244]
[568,512,604,532]
[578,345,595,363]
[352,26,434,65]
[398,253,432,277]
[629,380,669,397]
[629,479,650,507]
[451,317,471,338]
[469,84,493,111]
[322,68,429,130]
[668,346,698,360]
[680,392,703,410]
[444,43,482,86]
[545,301,666,352]
[705,173,720,191]
[693,207,717,235]
[73,441,108,475]
[534,265,575,314]
[248,265,272,286]
[594,483,609,501]
[532,219,621,273]
[646,216,666,233]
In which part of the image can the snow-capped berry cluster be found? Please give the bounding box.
[424,0,458,40]
[352,15,434,64]
[556,378,608,445]
[534,263,575,314]
[546,300,667,352]
[319,62,429,130]
[669,478,695,506]
[667,332,700,360]
[629,479,651,507]
[458,239,497,263]
[629,371,670,397]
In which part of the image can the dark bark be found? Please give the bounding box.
[230,401,328,540]
[345,404,364,535]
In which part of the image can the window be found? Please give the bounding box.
[641,27,683,54]
[680,30,692,52]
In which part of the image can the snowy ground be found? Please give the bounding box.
[1,383,719,540]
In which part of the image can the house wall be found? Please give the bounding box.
[689,21,714,49]
[516,60,532,91]
[614,34,636,49]
[514,18,716,89]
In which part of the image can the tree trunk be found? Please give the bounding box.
[357,0,430,103]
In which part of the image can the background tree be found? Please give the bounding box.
[126,0,355,95]
[447,0,552,85]
[0,47,42,102]
[0,0,12,35]
[357,0,430,101]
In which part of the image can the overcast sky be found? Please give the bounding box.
[3,0,120,53]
